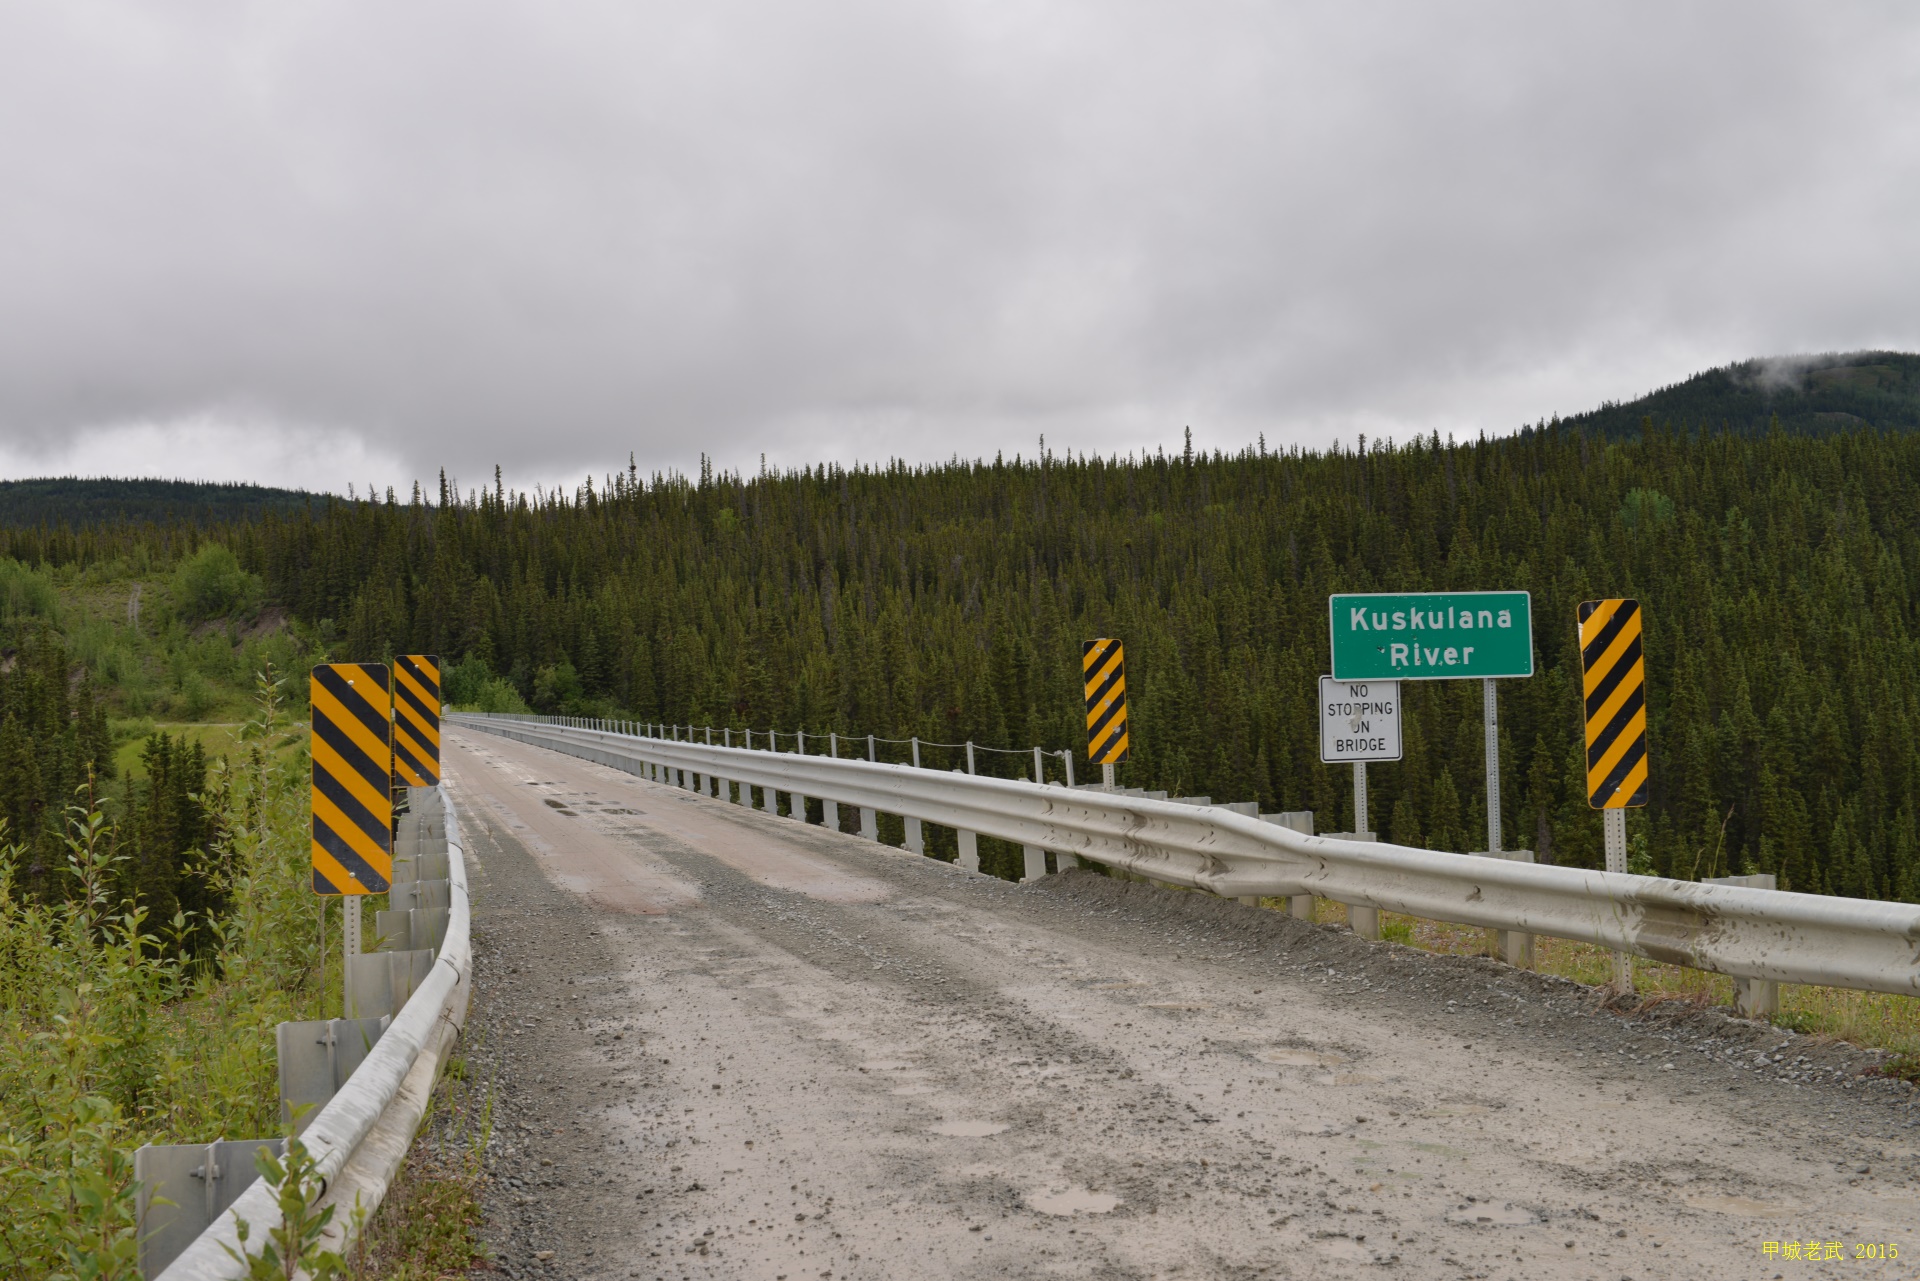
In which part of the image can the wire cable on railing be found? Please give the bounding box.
[586,717,1088,785]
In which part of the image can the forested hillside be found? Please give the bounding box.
[1563,351,1920,439]
[0,477,321,527]
[6,421,1919,901]
[0,546,312,927]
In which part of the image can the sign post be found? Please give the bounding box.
[1331,591,1532,860]
[311,663,394,1017]
[1578,598,1648,991]
[1318,676,1402,836]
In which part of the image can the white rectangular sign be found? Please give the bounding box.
[1319,676,1402,763]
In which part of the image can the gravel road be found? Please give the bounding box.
[444,727,1919,1281]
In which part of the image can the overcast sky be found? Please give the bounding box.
[1,3,1916,495]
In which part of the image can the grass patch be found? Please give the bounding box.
[111,721,306,780]
[349,1053,492,1280]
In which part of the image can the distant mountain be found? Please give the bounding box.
[0,478,327,528]
[1554,351,1920,439]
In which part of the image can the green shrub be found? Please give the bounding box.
[467,678,531,715]
[172,545,261,622]
[0,557,58,624]
[530,662,582,713]
[179,672,219,720]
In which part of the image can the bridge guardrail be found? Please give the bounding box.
[155,787,473,1281]
[454,713,1920,999]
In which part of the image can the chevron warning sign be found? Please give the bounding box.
[310,662,393,895]
[393,654,441,786]
[1578,599,1648,809]
[1083,638,1130,766]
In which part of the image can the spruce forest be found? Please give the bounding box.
[7,420,1920,902]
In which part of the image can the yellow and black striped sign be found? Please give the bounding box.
[1578,599,1647,809]
[393,654,441,786]
[1083,638,1130,765]
[311,662,393,895]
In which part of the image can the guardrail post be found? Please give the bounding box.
[860,735,878,838]
[1705,873,1781,1015]
[824,734,840,829]
[1022,845,1047,881]
[1026,747,1075,872]
[905,817,924,853]
[1476,848,1535,968]
[1261,811,1317,919]
[1318,822,1379,938]
[953,743,980,867]
[792,732,810,821]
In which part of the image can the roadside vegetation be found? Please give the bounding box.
[0,671,325,1279]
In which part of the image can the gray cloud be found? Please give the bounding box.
[1,2,1916,492]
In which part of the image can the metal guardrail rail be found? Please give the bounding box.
[155,788,473,1281]
[456,714,1920,997]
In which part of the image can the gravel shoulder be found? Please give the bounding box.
[445,728,1920,1281]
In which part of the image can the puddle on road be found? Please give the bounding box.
[1682,1193,1790,1217]
[1259,1049,1347,1067]
[1026,1185,1121,1216]
[1320,1072,1382,1086]
[1443,1203,1536,1227]
[1314,1238,1373,1262]
[930,1120,1008,1137]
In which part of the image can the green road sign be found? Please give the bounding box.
[1330,591,1533,681]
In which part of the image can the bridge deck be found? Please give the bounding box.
[445,728,1916,1280]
